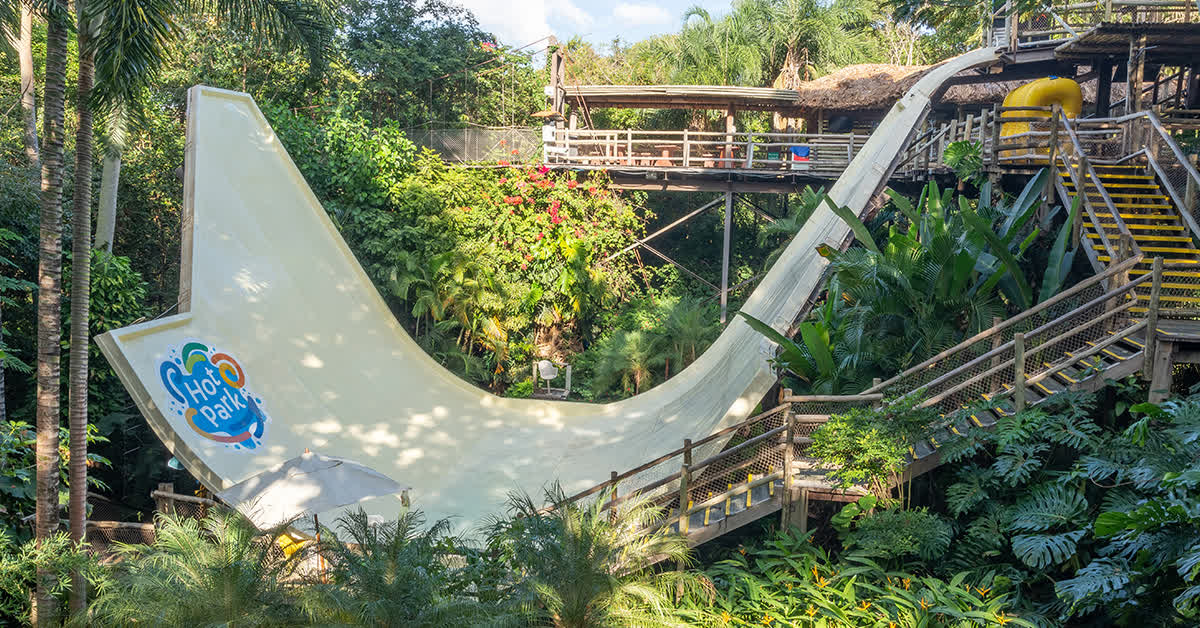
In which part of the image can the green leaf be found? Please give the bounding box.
[1012,529,1086,569]
[799,322,835,377]
[961,199,1033,309]
[826,196,880,254]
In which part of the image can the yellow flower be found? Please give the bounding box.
[739,547,747,556]
[919,597,930,610]
[902,578,912,590]
[889,623,897,628]
[720,611,732,624]
[761,614,773,625]
[976,586,991,596]
[806,605,817,617]
[859,600,871,611]
[811,567,819,579]
[995,613,1012,625]
[816,576,829,588]
[785,582,793,591]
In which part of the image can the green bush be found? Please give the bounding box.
[843,508,955,565]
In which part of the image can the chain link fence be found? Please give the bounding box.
[407,127,541,163]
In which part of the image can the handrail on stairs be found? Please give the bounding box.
[1059,114,1142,258]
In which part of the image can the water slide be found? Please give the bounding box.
[97,48,1001,530]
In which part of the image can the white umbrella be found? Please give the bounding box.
[217,451,408,531]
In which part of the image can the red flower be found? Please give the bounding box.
[499,177,508,184]
[498,160,510,166]
[520,262,527,269]
[552,216,563,225]
[536,232,544,240]
[511,148,520,155]
[525,254,533,261]
[574,229,583,237]
[538,165,550,175]
[567,180,578,189]
[550,200,561,211]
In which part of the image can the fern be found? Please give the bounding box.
[993,442,1049,486]
[1008,483,1088,533]
[1012,529,1086,569]
[993,409,1047,448]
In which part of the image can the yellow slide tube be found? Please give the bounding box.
[1000,76,1083,139]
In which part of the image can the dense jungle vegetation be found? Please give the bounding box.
[4,0,1194,625]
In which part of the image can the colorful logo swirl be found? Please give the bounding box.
[159,341,268,450]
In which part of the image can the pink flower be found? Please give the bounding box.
[567,180,578,189]
[520,262,527,269]
[551,216,563,225]
[536,232,544,240]
[498,160,510,166]
[538,165,550,175]
[499,177,508,184]
[550,200,561,211]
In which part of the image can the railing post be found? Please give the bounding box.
[1104,0,1113,21]
[991,103,1002,166]
[847,131,855,163]
[154,483,174,515]
[989,316,1004,393]
[1144,256,1163,380]
[780,404,794,529]
[1013,332,1027,411]
[1043,105,1060,220]
[677,464,691,535]
[609,470,619,523]
[1186,154,1198,212]
[683,130,690,168]
[626,130,633,166]
[871,378,882,408]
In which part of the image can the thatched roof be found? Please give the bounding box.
[790,63,1142,113]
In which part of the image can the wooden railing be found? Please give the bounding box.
[988,0,1200,50]
[550,257,1160,541]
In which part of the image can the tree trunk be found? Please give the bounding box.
[68,0,94,614]
[0,302,5,424]
[94,152,120,253]
[34,3,69,624]
[4,7,40,168]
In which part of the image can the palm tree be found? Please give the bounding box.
[757,0,877,77]
[658,5,768,87]
[83,509,306,625]
[591,329,668,396]
[31,0,70,622]
[300,508,503,626]
[1,3,38,167]
[67,0,96,613]
[660,296,717,372]
[485,484,710,628]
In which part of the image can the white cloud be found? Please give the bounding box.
[550,0,594,29]
[456,0,553,46]
[612,2,671,25]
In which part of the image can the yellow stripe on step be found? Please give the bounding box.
[1086,233,1192,242]
[1134,293,1200,303]
[1085,223,1185,231]
[1094,245,1200,255]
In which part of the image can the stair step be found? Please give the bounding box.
[1085,222,1185,231]
[1116,212,1179,219]
[1131,269,1200,278]
[1109,330,1145,349]
[1086,233,1192,242]
[1134,293,1200,303]
[1067,182,1161,190]
[1094,245,1200,255]
[1080,193,1170,200]
[1099,255,1200,263]
[1084,339,1137,361]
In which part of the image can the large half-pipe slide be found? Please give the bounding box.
[97,48,1001,529]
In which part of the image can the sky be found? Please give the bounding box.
[454,0,732,51]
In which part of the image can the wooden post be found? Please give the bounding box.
[724,108,736,168]
[682,438,693,467]
[798,488,809,535]
[677,464,691,534]
[154,483,174,514]
[1128,34,1147,118]
[683,129,690,167]
[719,191,734,324]
[1013,332,1027,411]
[1043,105,1060,220]
[1149,340,1174,403]
[991,103,1002,165]
[609,470,618,523]
[871,378,883,408]
[1186,154,1198,212]
[1097,58,1113,117]
[626,130,633,166]
[989,316,1004,393]
[780,405,794,529]
[1144,256,1163,380]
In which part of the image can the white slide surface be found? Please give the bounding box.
[98,48,1000,530]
